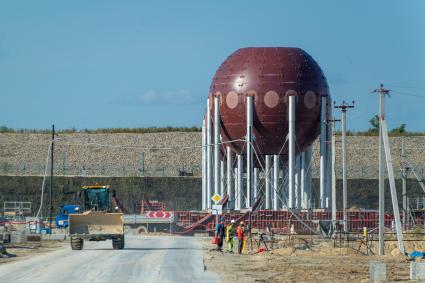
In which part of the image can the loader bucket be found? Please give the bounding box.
[69,211,124,235]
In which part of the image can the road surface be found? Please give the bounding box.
[0,235,220,283]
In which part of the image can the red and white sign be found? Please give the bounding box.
[146,211,174,219]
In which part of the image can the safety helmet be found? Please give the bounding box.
[240,221,244,225]
[231,219,235,224]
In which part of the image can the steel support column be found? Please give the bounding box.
[220,160,225,197]
[237,155,243,210]
[213,96,220,196]
[288,95,296,209]
[253,167,259,202]
[201,119,206,210]
[234,168,239,210]
[265,155,272,209]
[206,98,212,209]
[300,153,306,209]
[227,147,233,209]
[246,95,253,208]
[305,147,312,209]
[273,154,279,210]
[319,95,327,208]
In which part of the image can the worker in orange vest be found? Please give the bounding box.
[237,221,245,254]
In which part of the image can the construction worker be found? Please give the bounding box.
[237,221,245,254]
[215,216,226,252]
[226,219,235,253]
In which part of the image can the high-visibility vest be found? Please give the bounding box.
[226,225,233,241]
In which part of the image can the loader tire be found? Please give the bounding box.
[112,236,125,250]
[71,237,83,250]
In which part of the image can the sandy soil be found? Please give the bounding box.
[0,240,69,265]
[201,235,425,283]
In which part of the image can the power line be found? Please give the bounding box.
[391,90,425,99]
[385,84,425,91]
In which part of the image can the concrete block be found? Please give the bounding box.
[27,235,41,242]
[369,261,386,282]
[41,234,67,241]
[10,232,25,243]
[410,262,425,280]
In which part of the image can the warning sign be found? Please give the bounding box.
[211,194,222,204]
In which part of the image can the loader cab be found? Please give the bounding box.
[81,186,111,212]
[55,204,80,228]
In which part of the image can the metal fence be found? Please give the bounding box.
[0,162,201,177]
[3,201,32,215]
[1,161,424,179]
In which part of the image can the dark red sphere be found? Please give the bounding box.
[209,47,329,156]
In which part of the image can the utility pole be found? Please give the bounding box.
[327,117,340,225]
[401,136,407,227]
[49,124,55,235]
[334,101,354,233]
[373,84,390,255]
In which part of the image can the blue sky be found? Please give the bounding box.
[1,1,424,131]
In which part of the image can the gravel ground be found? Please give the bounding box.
[201,236,425,283]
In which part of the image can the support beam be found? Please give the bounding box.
[381,118,405,255]
[237,155,243,210]
[213,96,220,196]
[206,98,212,209]
[288,94,296,209]
[265,155,272,209]
[201,119,206,210]
[273,154,279,210]
[246,95,253,208]
[226,147,233,209]
[319,95,327,208]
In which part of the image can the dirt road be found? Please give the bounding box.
[0,235,220,283]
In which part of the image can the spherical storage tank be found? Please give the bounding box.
[208,47,330,156]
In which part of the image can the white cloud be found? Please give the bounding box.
[136,89,194,105]
[111,89,200,107]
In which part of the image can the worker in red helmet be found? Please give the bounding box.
[215,216,226,252]
[237,221,245,254]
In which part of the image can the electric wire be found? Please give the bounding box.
[35,140,53,219]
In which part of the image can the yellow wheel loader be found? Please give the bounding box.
[69,185,124,250]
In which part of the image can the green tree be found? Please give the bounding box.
[390,123,406,135]
[368,115,379,133]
